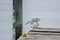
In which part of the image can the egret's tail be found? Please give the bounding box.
[25,21,30,25]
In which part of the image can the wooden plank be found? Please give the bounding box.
[30,28,60,33]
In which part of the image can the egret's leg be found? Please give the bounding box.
[36,22,39,26]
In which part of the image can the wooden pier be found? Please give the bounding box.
[18,28,60,40]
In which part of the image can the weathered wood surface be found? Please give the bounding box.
[18,28,60,40]
[30,28,60,32]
